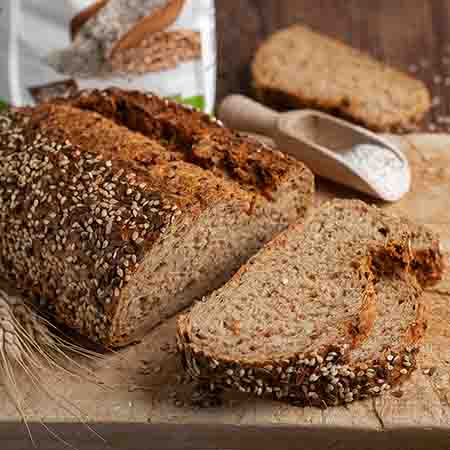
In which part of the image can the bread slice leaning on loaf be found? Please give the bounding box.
[177,200,446,407]
[0,88,314,348]
[252,25,431,132]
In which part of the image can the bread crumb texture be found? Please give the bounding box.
[177,199,445,407]
[252,25,431,132]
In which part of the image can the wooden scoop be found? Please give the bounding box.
[70,0,109,40]
[218,95,411,202]
[70,0,185,56]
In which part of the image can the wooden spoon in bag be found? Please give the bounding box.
[70,0,186,56]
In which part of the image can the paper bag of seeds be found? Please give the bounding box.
[0,0,216,113]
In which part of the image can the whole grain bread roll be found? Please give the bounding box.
[177,200,446,407]
[252,25,431,132]
[0,88,314,348]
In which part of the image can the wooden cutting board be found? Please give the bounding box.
[1,134,450,450]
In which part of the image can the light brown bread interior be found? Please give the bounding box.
[177,200,445,406]
[252,25,431,132]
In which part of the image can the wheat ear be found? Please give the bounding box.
[0,289,108,447]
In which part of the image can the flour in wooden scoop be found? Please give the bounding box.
[340,144,410,202]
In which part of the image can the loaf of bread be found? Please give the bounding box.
[252,25,431,132]
[177,200,445,407]
[0,88,314,348]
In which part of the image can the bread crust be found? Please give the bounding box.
[0,89,314,347]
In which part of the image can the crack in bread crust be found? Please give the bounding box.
[59,88,299,196]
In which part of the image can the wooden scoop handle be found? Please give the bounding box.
[217,95,280,138]
[111,0,186,56]
[70,0,109,40]
[70,0,185,57]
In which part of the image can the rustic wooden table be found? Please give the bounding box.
[216,0,450,132]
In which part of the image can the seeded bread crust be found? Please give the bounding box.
[0,89,314,347]
[177,200,445,407]
[60,88,307,198]
[252,25,431,132]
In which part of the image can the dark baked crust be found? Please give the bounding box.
[59,88,298,197]
[0,89,314,347]
[177,323,423,408]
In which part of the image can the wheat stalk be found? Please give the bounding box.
[0,289,109,447]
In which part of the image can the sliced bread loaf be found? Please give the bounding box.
[0,89,313,347]
[177,200,445,407]
[252,25,431,132]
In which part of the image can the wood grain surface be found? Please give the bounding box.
[216,0,450,132]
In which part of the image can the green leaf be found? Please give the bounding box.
[169,95,205,111]
[0,99,7,111]
[182,95,205,110]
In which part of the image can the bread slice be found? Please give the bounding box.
[252,25,431,132]
[0,89,313,347]
[177,200,445,407]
